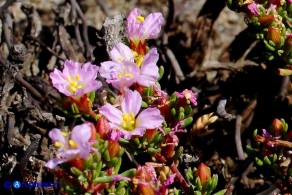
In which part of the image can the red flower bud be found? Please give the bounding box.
[284,34,292,50]
[270,118,284,136]
[95,117,110,139]
[69,94,93,114]
[196,163,211,186]
[258,15,274,26]
[267,27,281,45]
[132,83,147,94]
[88,123,97,142]
[137,183,155,195]
[68,158,85,171]
[107,140,120,158]
[145,129,157,142]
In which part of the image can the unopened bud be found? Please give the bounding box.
[137,183,155,195]
[196,163,211,186]
[68,158,85,171]
[107,140,120,158]
[270,118,284,136]
[284,34,292,50]
[258,15,274,26]
[95,117,110,139]
[267,27,281,45]
[145,129,157,142]
[89,123,97,142]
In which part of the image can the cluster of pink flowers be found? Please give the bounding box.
[45,7,198,195]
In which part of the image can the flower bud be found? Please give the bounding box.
[137,183,155,195]
[284,34,292,50]
[145,129,157,142]
[270,118,284,136]
[107,140,120,158]
[95,117,110,139]
[89,123,97,142]
[68,158,85,171]
[258,15,274,26]
[267,27,281,45]
[196,163,211,186]
[69,94,93,114]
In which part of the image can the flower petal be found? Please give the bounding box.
[48,128,67,146]
[121,90,142,115]
[136,108,164,129]
[45,158,67,169]
[140,12,163,39]
[126,8,142,38]
[71,123,92,146]
[110,43,134,62]
[99,103,123,126]
[120,127,146,140]
[99,61,120,82]
[137,63,159,86]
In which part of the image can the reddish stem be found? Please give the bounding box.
[170,162,190,195]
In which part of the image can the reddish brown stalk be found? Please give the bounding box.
[170,162,190,195]
[255,135,292,148]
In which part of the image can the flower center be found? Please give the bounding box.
[54,141,63,148]
[121,112,136,131]
[184,92,191,99]
[67,75,84,93]
[132,51,144,67]
[69,140,78,148]
[117,72,134,79]
[136,15,145,22]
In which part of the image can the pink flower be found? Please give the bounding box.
[175,89,197,106]
[49,60,102,97]
[127,8,163,46]
[99,90,164,139]
[99,60,140,91]
[245,2,259,16]
[45,123,95,169]
[99,42,159,90]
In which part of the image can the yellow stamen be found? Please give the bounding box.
[124,73,134,78]
[54,141,62,148]
[132,178,139,185]
[61,132,68,136]
[136,15,145,22]
[135,56,144,67]
[132,51,138,57]
[118,72,134,78]
[121,112,136,131]
[185,92,191,99]
[69,140,78,148]
[67,74,83,93]
[117,57,123,61]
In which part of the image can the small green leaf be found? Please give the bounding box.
[70,167,83,176]
[255,157,263,166]
[264,156,271,165]
[158,66,164,81]
[213,189,227,195]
